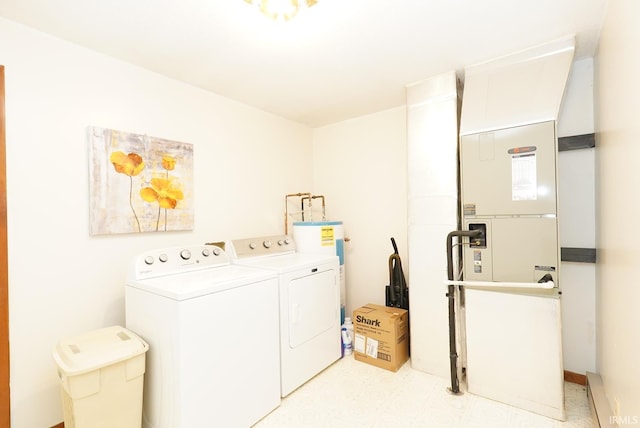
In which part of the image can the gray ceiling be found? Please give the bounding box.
[0,0,609,127]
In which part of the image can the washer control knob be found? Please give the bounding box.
[212,247,222,256]
[284,238,291,245]
[180,249,192,260]
[277,240,284,246]
[159,253,169,263]
[202,248,211,257]
[144,256,154,265]
[263,240,272,248]
[249,242,257,250]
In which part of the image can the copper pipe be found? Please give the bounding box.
[311,195,326,220]
[302,194,326,221]
[284,192,310,234]
[301,196,312,221]
[301,194,327,222]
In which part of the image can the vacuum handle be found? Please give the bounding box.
[388,254,400,304]
[391,237,399,255]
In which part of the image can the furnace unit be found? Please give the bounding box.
[450,36,575,421]
[460,120,559,286]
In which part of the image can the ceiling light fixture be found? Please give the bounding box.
[243,0,318,21]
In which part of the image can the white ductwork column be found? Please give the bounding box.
[406,71,461,379]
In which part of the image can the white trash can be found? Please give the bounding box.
[53,326,149,428]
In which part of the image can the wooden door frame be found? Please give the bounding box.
[0,65,10,427]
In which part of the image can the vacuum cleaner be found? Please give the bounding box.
[385,237,409,310]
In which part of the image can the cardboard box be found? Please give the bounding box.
[353,304,409,372]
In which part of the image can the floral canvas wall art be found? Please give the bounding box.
[89,126,194,235]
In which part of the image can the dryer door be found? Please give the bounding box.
[288,269,337,348]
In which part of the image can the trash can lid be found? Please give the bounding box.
[53,326,149,376]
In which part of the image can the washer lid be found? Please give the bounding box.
[126,264,277,300]
[53,326,149,376]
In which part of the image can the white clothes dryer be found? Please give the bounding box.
[125,244,280,428]
[228,235,341,397]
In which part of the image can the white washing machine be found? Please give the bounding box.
[125,244,280,428]
[228,235,341,397]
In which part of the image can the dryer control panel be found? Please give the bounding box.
[228,235,296,259]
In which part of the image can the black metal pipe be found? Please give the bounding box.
[446,229,481,394]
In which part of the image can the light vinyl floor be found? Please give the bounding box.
[254,356,592,428]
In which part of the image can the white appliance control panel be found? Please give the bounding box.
[130,245,229,280]
[229,235,295,259]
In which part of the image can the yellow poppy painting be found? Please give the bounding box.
[88,126,194,235]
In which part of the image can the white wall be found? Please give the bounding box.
[0,18,313,428]
[594,0,640,419]
[557,57,597,375]
[311,107,407,315]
